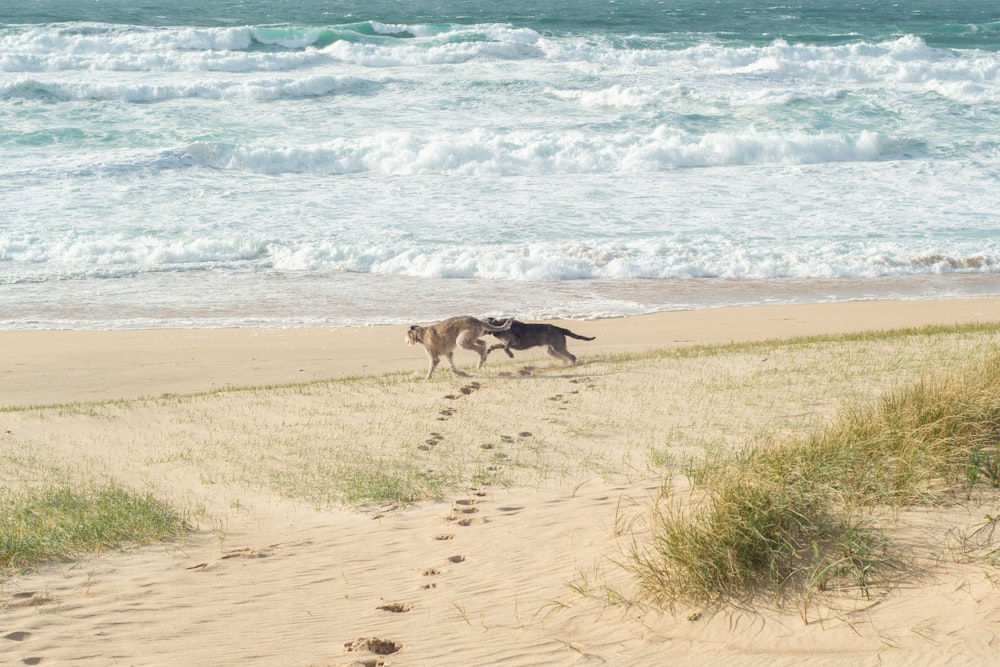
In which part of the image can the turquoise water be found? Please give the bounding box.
[2,1,999,328]
[8,1,999,48]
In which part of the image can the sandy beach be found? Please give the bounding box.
[3,297,1000,666]
[5,297,1000,407]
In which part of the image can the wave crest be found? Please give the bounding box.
[157,127,889,176]
[5,234,997,285]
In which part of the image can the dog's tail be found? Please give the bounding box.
[483,318,512,332]
[563,328,595,341]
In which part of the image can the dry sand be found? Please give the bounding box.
[2,297,1000,666]
[5,297,1000,407]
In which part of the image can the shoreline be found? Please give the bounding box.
[7,272,1000,332]
[4,295,1000,408]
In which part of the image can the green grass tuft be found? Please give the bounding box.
[629,351,1000,606]
[0,482,189,574]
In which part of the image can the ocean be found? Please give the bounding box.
[2,1,999,329]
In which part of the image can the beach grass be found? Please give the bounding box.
[0,481,189,574]
[626,348,1000,608]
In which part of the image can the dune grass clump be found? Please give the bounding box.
[0,482,188,574]
[632,457,891,605]
[631,352,1000,606]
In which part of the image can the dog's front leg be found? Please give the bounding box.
[446,352,468,377]
[426,354,440,380]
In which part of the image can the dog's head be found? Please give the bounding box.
[405,325,424,346]
[483,317,514,338]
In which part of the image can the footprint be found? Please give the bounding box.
[422,568,441,576]
[377,602,412,613]
[344,637,402,656]
[455,499,476,506]
[457,517,480,527]
[448,555,467,563]
[421,433,445,449]
[518,431,532,438]
[434,533,455,540]
[444,394,459,400]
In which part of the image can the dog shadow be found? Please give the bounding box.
[488,358,607,380]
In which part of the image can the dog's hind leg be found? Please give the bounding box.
[547,343,577,365]
[472,340,489,368]
[458,332,489,368]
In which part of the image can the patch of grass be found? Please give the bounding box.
[0,482,189,574]
[639,321,1000,362]
[268,455,456,507]
[629,351,1000,607]
[630,472,891,606]
[0,371,415,415]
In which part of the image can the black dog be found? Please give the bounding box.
[484,318,595,365]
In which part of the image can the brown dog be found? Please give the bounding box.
[484,318,594,365]
[405,316,512,379]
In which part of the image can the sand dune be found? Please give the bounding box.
[3,297,1000,666]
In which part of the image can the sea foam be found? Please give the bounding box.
[153,126,889,176]
[4,231,997,286]
[3,11,999,330]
